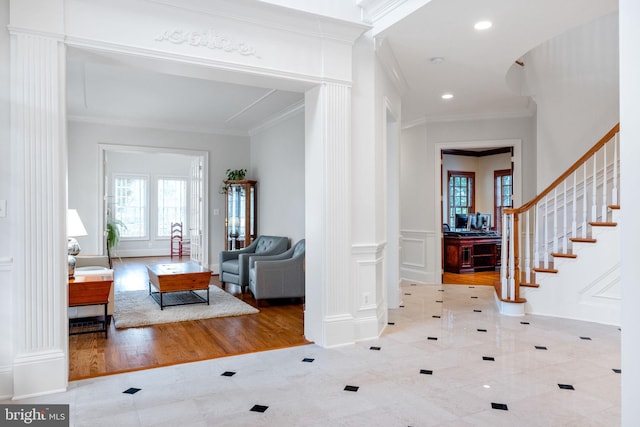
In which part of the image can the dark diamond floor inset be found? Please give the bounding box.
[344,385,359,392]
[436,300,443,303]
[123,388,141,395]
[427,337,438,341]
[535,346,548,350]
[250,405,269,413]
[491,403,508,411]
[370,346,381,351]
[478,329,487,332]
[420,369,433,375]
[474,310,482,313]
[558,384,575,390]
[580,336,592,340]
[483,356,495,361]
[432,315,441,318]
[388,322,395,325]
[471,296,478,299]
[521,321,530,325]
[613,369,622,374]
[302,358,315,363]
[221,371,236,377]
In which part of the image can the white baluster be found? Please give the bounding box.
[525,210,531,284]
[612,133,619,205]
[563,180,567,253]
[592,152,597,222]
[602,144,608,221]
[508,213,516,300]
[582,163,588,238]
[543,195,549,269]
[533,203,542,268]
[572,171,577,237]
[501,212,508,298]
[553,188,558,253]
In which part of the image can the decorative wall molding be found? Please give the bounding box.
[155,28,260,58]
[400,229,436,284]
[248,100,304,137]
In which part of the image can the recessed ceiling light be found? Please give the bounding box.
[442,93,454,100]
[430,57,445,65]
[474,21,492,30]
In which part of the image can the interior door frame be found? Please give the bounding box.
[434,139,522,285]
[99,143,209,267]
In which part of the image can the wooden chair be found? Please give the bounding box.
[170,222,190,258]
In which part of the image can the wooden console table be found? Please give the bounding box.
[68,273,113,338]
[444,232,502,274]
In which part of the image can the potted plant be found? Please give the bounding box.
[219,168,247,194]
[106,217,126,268]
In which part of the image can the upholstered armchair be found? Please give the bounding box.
[248,239,305,303]
[219,235,289,292]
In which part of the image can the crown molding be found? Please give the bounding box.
[375,36,408,95]
[7,25,65,41]
[356,0,408,24]
[248,100,304,136]
[147,0,369,44]
[402,106,536,130]
[67,115,249,137]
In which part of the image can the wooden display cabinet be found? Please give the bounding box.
[224,180,257,250]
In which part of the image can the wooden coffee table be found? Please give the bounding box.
[146,262,212,310]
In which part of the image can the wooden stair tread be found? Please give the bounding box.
[520,282,540,288]
[589,221,617,227]
[533,267,558,274]
[551,252,577,259]
[570,237,596,243]
[609,205,620,210]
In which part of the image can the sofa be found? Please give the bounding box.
[68,255,115,319]
[248,239,305,303]
[219,235,289,292]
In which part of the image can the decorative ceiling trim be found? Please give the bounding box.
[155,28,259,58]
[226,89,277,124]
[248,100,304,137]
[402,106,536,130]
[67,115,249,137]
[375,37,408,95]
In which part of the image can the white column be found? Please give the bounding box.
[10,29,68,398]
[305,82,353,347]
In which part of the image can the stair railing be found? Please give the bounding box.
[499,124,620,303]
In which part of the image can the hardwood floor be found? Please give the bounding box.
[442,270,500,286]
[68,257,310,381]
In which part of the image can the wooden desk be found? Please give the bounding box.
[69,273,113,338]
[444,232,502,274]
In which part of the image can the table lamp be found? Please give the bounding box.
[67,209,88,278]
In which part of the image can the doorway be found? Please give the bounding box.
[434,139,522,285]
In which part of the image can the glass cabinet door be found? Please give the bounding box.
[224,180,257,250]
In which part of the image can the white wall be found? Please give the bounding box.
[249,109,305,245]
[522,12,619,191]
[67,121,250,268]
[400,116,535,283]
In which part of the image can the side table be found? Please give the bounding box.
[68,273,113,338]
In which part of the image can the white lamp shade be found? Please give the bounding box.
[67,209,88,237]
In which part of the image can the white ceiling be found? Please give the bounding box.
[65,0,618,133]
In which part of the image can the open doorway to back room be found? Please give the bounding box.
[436,141,521,286]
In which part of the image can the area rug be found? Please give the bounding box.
[113,286,259,329]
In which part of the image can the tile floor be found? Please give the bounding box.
[4,284,620,426]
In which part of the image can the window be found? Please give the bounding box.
[113,175,148,239]
[448,171,475,228]
[494,169,513,231]
[157,178,187,237]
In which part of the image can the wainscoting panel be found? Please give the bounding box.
[400,230,437,284]
[0,257,14,399]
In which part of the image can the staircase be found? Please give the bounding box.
[496,124,621,325]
